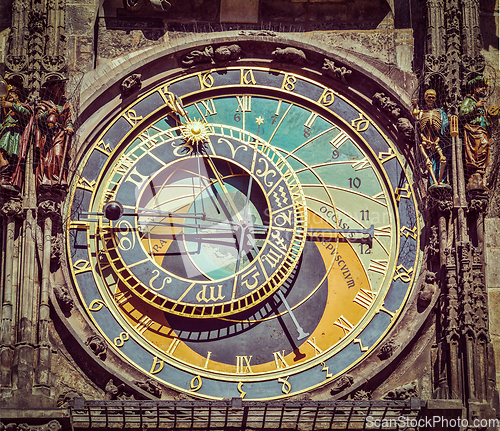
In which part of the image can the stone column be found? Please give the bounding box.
[0,196,23,390]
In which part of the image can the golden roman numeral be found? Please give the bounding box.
[351,157,371,171]
[135,316,153,334]
[329,129,349,149]
[115,154,137,176]
[165,338,181,356]
[374,225,391,237]
[198,99,217,116]
[307,337,323,356]
[114,291,132,306]
[304,112,318,129]
[333,315,354,335]
[236,356,253,373]
[273,351,289,369]
[368,259,389,274]
[236,95,252,112]
[353,289,376,309]
[137,130,158,148]
[203,351,212,369]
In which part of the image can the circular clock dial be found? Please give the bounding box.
[67,66,421,400]
[98,124,307,317]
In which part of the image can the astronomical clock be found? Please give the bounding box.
[66,63,421,400]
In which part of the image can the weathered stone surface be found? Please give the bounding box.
[485,218,500,248]
[65,5,95,36]
[310,31,397,65]
[97,22,165,59]
[220,0,259,23]
[486,248,500,287]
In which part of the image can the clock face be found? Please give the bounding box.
[67,66,421,400]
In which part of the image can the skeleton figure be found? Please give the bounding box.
[412,89,449,185]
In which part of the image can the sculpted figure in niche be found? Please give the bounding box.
[459,76,498,190]
[0,81,33,190]
[36,78,73,190]
[412,89,449,186]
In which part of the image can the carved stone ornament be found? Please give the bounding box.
[467,189,488,213]
[51,234,64,264]
[352,389,372,400]
[322,58,352,83]
[429,224,439,254]
[104,379,135,400]
[54,283,74,312]
[27,10,46,34]
[396,118,415,141]
[330,374,354,395]
[124,0,147,12]
[238,30,276,37]
[424,54,447,75]
[382,381,418,400]
[181,46,214,66]
[41,55,67,72]
[461,55,486,79]
[0,421,61,431]
[377,339,399,360]
[272,47,308,65]
[149,0,171,11]
[136,378,162,398]
[418,271,437,308]
[214,44,242,62]
[38,199,61,219]
[121,74,142,97]
[5,54,29,72]
[373,92,401,119]
[57,389,82,407]
[181,45,241,67]
[85,335,107,361]
[0,197,23,218]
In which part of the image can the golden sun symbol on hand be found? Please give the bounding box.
[181,120,210,145]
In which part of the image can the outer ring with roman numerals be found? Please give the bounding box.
[66,65,422,400]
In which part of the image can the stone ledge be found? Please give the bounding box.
[0,408,70,420]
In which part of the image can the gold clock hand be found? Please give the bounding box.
[235,176,255,273]
[138,220,236,231]
[136,209,240,226]
[204,154,244,223]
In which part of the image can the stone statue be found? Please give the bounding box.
[459,75,498,190]
[36,78,73,190]
[412,89,449,186]
[0,82,33,190]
